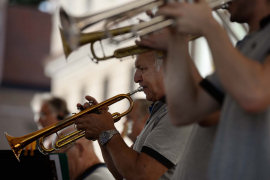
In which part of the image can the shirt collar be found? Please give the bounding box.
[148,96,166,114]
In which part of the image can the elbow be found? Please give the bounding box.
[170,115,198,126]
[129,176,152,180]
[121,165,147,180]
[166,87,202,126]
[168,107,198,126]
[240,100,267,113]
[237,89,269,113]
[124,163,165,180]
[124,172,156,180]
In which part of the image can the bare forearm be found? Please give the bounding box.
[103,134,141,179]
[100,144,123,179]
[204,20,269,111]
[102,134,166,180]
[165,34,203,125]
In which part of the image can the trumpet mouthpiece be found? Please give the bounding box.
[137,86,143,92]
[129,87,143,96]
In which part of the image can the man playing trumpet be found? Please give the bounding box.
[75,51,194,180]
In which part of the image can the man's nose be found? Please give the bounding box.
[134,70,142,83]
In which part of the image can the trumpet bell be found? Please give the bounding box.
[5,132,23,161]
[59,28,73,58]
[59,25,139,60]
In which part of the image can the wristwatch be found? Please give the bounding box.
[99,129,119,146]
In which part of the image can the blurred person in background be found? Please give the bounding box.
[36,96,69,128]
[32,95,114,180]
[121,98,151,143]
[56,127,115,180]
[32,95,70,149]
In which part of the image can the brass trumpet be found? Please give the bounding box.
[60,26,154,60]
[5,87,143,161]
[59,0,164,38]
[59,0,231,61]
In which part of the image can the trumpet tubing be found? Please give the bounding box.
[60,25,133,59]
[54,130,85,150]
[113,45,154,59]
[59,0,232,61]
[5,87,143,161]
[135,0,231,37]
[59,0,164,59]
[59,0,164,33]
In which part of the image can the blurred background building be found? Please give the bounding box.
[0,0,247,161]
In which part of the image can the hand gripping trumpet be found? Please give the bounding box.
[5,87,143,161]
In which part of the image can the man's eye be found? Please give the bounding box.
[141,68,146,71]
[136,67,146,72]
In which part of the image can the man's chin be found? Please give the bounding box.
[145,94,153,102]
[146,95,157,102]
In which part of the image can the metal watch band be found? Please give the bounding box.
[99,129,119,146]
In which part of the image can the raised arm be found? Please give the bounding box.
[202,21,270,112]
[164,33,220,126]
[158,0,270,113]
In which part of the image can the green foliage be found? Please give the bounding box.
[9,0,45,6]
